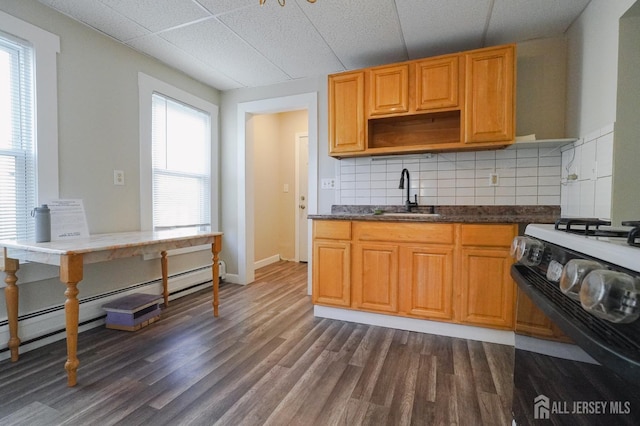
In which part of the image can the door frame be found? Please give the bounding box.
[237,93,318,287]
[295,132,309,262]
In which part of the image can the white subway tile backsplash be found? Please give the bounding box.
[336,146,564,207]
[476,159,496,169]
[596,133,614,177]
[579,180,595,217]
[475,196,495,205]
[538,195,561,205]
[496,158,517,169]
[516,186,537,196]
[516,167,538,177]
[496,149,516,159]
[538,185,560,196]
[516,157,538,168]
[517,148,538,158]
[558,124,615,218]
[594,176,612,219]
[495,196,516,205]
[517,196,537,205]
[538,176,559,186]
[476,187,495,197]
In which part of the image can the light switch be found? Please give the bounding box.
[283,184,289,193]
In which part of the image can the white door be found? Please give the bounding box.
[296,134,309,262]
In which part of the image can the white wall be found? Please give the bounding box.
[563,0,636,221]
[220,78,336,277]
[0,1,221,349]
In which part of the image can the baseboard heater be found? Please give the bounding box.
[0,264,220,356]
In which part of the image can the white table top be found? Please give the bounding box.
[0,228,223,266]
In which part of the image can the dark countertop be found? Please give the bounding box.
[308,205,561,224]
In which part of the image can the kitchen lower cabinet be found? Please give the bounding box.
[312,220,519,331]
[515,288,571,342]
[352,243,399,313]
[399,245,454,320]
[457,224,517,329]
[312,221,351,308]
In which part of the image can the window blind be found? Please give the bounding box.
[0,32,35,241]
[151,93,211,230]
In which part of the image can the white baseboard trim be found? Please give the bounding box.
[223,273,241,285]
[0,267,214,362]
[254,254,280,270]
[314,306,515,346]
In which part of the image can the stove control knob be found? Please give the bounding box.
[559,259,604,300]
[510,237,545,266]
[546,260,564,282]
[580,270,640,323]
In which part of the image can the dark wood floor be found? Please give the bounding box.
[0,261,514,425]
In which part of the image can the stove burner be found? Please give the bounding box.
[623,221,640,247]
[555,218,640,245]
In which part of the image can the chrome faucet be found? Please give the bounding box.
[398,168,418,212]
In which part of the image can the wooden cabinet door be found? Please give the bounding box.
[515,288,571,342]
[312,240,351,307]
[458,247,515,329]
[368,64,409,117]
[353,243,399,313]
[464,44,515,144]
[415,55,459,111]
[329,71,365,154]
[399,245,454,320]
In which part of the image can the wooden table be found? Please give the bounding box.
[1,229,223,386]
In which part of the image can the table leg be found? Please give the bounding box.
[3,256,20,362]
[60,253,83,387]
[161,250,169,307]
[211,235,221,317]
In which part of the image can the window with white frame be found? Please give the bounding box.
[0,31,35,240]
[138,73,219,233]
[151,93,211,230]
[0,12,59,241]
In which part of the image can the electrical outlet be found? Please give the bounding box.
[114,170,125,185]
[321,178,336,189]
[489,173,499,186]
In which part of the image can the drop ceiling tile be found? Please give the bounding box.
[127,35,242,90]
[218,3,344,79]
[396,0,490,58]
[98,0,211,32]
[160,19,290,88]
[197,0,255,15]
[39,0,150,41]
[297,0,408,70]
[486,0,591,45]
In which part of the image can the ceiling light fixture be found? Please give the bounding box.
[260,0,317,6]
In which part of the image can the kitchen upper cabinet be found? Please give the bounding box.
[368,64,409,117]
[415,55,460,111]
[312,221,351,307]
[328,43,516,158]
[464,44,515,144]
[399,245,454,320]
[328,71,365,155]
[457,224,517,329]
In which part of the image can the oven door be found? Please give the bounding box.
[511,264,640,425]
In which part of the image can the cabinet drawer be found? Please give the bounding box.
[354,222,454,244]
[460,224,516,247]
[314,220,351,240]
